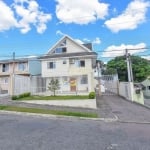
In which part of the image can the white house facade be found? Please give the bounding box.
[40,35,97,95]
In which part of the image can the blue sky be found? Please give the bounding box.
[0,0,150,62]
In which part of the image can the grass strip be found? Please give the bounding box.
[0,105,98,118]
[16,95,90,100]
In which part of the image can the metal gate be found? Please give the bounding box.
[100,74,119,96]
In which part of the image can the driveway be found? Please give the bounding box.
[96,95,150,122]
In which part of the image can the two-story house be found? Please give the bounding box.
[0,58,41,95]
[40,35,97,95]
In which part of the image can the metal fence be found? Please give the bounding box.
[14,75,46,95]
[101,74,119,96]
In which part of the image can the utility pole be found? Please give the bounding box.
[125,49,131,82]
[12,52,15,95]
[97,62,101,96]
[129,53,134,82]
[125,49,133,82]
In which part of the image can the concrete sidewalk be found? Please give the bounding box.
[0,95,150,122]
[21,99,97,109]
[97,95,150,123]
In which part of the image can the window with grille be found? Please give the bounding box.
[76,60,85,67]
[2,64,9,72]
[47,62,56,69]
[80,75,88,84]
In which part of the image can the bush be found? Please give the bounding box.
[12,95,18,100]
[23,92,31,97]
[11,92,31,100]
[88,92,96,99]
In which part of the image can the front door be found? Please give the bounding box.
[70,78,76,92]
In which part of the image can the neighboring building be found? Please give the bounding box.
[0,58,41,95]
[40,35,97,95]
[142,77,150,98]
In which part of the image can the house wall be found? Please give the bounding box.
[42,58,93,77]
[41,57,94,93]
[29,60,41,75]
[45,75,90,95]
[66,38,88,53]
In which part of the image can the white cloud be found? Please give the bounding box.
[55,0,109,24]
[76,37,102,45]
[75,39,84,44]
[102,43,147,57]
[56,30,65,36]
[105,0,150,32]
[0,0,52,33]
[0,1,17,31]
[142,56,150,60]
[93,37,101,44]
[13,0,52,33]
[83,38,90,42]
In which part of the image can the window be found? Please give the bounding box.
[4,77,8,84]
[55,47,67,53]
[54,40,67,53]
[47,62,56,69]
[1,77,9,84]
[63,60,67,64]
[80,60,85,67]
[76,60,85,67]
[18,62,27,71]
[69,58,75,64]
[2,64,9,72]
[80,75,88,84]
[62,47,66,53]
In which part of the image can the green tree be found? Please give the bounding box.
[106,56,150,82]
[48,78,60,96]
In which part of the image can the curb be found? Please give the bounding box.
[117,119,150,124]
[133,101,150,110]
[0,110,118,122]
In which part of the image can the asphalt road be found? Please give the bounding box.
[0,113,150,150]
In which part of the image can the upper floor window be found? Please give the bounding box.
[76,60,85,67]
[55,47,67,53]
[54,40,67,54]
[18,62,27,71]
[2,64,9,72]
[47,62,56,69]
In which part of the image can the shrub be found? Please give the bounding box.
[12,92,31,100]
[89,92,96,99]
[12,95,18,100]
[23,92,31,97]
